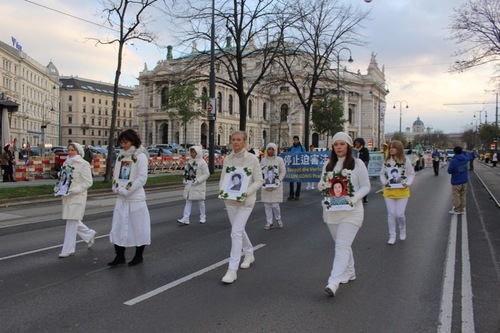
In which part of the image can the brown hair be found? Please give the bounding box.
[326,144,355,171]
[386,140,406,163]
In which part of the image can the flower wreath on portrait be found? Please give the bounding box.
[54,164,74,195]
[112,153,138,191]
[384,161,407,185]
[261,164,280,187]
[183,160,198,181]
[218,165,252,202]
[318,169,355,210]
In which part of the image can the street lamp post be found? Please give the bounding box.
[370,83,389,149]
[42,99,54,156]
[473,110,488,124]
[334,48,353,100]
[207,0,216,174]
[393,100,409,135]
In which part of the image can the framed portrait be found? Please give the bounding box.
[55,166,73,196]
[115,159,134,189]
[388,166,404,188]
[262,165,279,188]
[219,166,251,201]
[322,177,353,211]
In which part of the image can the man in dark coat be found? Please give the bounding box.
[354,137,370,204]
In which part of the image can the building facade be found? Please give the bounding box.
[0,39,60,151]
[59,77,135,147]
[136,46,389,151]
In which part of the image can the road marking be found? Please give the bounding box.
[0,234,108,261]
[461,212,475,333]
[438,212,475,333]
[124,244,266,306]
[437,214,457,333]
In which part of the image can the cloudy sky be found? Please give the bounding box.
[3,0,498,134]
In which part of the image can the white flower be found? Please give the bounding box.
[341,169,349,177]
[326,172,334,180]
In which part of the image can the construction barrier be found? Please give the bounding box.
[10,154,227,181]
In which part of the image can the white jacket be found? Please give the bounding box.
[219,150,264,208]
[61,155,93,220]
[260,155,286,203]
[183,146,209,201]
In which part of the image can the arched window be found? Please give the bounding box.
[202,87,208,110]
[217,92,222,113]
[263,102,267,120]
[229,95,233,115]
[280,104,289,122]
[161,87,169,108]
[248,99,253,118]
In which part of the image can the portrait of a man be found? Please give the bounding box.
[229,173,242,191]
[389,168,401,184]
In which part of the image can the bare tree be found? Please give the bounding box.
[172,0,289,130]
[276,0,368,149]
[90,0,168,181]
[448,0,500,77]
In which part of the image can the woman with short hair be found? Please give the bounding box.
[108,129,151,266]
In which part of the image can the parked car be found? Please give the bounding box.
[147,148,173,157]
[445,149,455,160]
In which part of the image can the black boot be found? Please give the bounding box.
[128,245,145,266]
[108,244,126,266]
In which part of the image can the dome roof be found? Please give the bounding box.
[413,116,424,126]
[46,61,59,77]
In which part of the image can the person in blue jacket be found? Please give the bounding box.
[447,146,470,215]
[431,148,441,176]
[287,136,305,200]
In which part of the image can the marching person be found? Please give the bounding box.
[219,131,264,284]
[260,142,286,230]
[431,148,441,176]
[380,140,415,245]
[2,144,14,182]
[56,142,97,258]
[108,129,151,266]
[317,132,370,296]
[353,137,370,204]
[177,146,210,225]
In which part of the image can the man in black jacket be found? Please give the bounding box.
[354,137,370,204]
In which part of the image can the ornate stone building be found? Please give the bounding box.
[0,39,60,151]
[136,45,389,150]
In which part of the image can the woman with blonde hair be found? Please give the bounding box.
[380,140,415,245]
[219,131,264,284]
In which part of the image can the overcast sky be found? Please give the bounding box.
[3,0,498,134]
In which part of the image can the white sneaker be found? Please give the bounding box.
[58,252,74,258]
[221,269,237,284]
[399,228,406,241]
[306,186,311,190]
[325,283,338,296]
[199,219,206,224]
[387,237,396,245]
[240,255,255,269]
[87,231,97,249]
[177,218,190,225]
[340,272,356,284]
[264,223,273,230]
[277,220,284,228]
